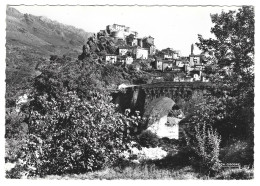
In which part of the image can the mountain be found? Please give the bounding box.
[6,7,93,58]
[6,7,94,105]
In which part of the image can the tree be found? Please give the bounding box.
[197,6,254,78]
[6,58,140,177]
[195,6,254,140]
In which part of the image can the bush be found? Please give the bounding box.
[220,139,254,166]
[5,109,27,139]
[191,123,221,174]
[216,167,254,180]
[5,109,28,164]
[152,146,194,169]
[137,130,160,148]
[50,55,59,61]
[18,91,138,177]
[158,137,179,152]
[6,163,25,179]
[6,59,141,177]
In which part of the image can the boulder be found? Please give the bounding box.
[147,116,180,139]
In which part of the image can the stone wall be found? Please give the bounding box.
[112,82,213,116]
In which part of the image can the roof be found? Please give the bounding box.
[143,42,154,47]
[119,46,132,49]
[115,39,126,46]
[105,54,117,56]
[118,56,133,59]
[155,57,163,61]
[189,54,202,57]
[133,46,148,51]
[162,48,175,53]
[113,23,125,27]
[127,33,136,37]
[172,66,181,69]
[162,60,173,63]
[144,36,154,39]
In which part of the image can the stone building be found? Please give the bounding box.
[155,59,163,70]
[106,24,126,33]
[105,54,117,63]
[154,58,173,71]
[142,36,156,55]
[162,60,173,71]
[110,30,125,39]
[106,24,138,40]
[189,55,202,66]
[133,47,148,59]
[176,60,185,67]
[117,56,133,65]
[189,44,204,67]
[126,34,138,46]
[118,46,130,56]
[143,36,154,45]
[125,56,134,65]
[160,48,179,60]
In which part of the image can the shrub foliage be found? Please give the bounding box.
[192,123,221,173]
[6,59,139,177]
[137,130,160,148]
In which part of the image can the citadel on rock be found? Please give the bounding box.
[77,23,222,83]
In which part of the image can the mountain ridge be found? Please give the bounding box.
[6,6,94,57]
[6,7,94,103]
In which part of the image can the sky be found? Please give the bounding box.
[11,5,241,56]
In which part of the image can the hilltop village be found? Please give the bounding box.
[6,7,254,179]
[76,23,218,83]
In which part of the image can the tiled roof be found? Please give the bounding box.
[189,54,202,57]
[118,45,132,49]
[105,54,117,56]
[162,60,173,63]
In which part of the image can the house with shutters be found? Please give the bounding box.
[132,46,149,59]
[118,46,131,56]
[105,54,117,63]
[189,44,206,67]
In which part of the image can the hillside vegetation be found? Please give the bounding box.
[6,7,93,57]
[5,6,254,180]
[6,7,94,105]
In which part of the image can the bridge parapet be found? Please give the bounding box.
[112,81,223,116]
[141,81,214,89]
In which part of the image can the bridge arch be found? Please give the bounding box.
[112,81,214,117]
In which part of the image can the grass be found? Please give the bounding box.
[215,167,254,180]
[37,165,254,180]
[39,165,200,180]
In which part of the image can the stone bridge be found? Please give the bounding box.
[112,81,219,116]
